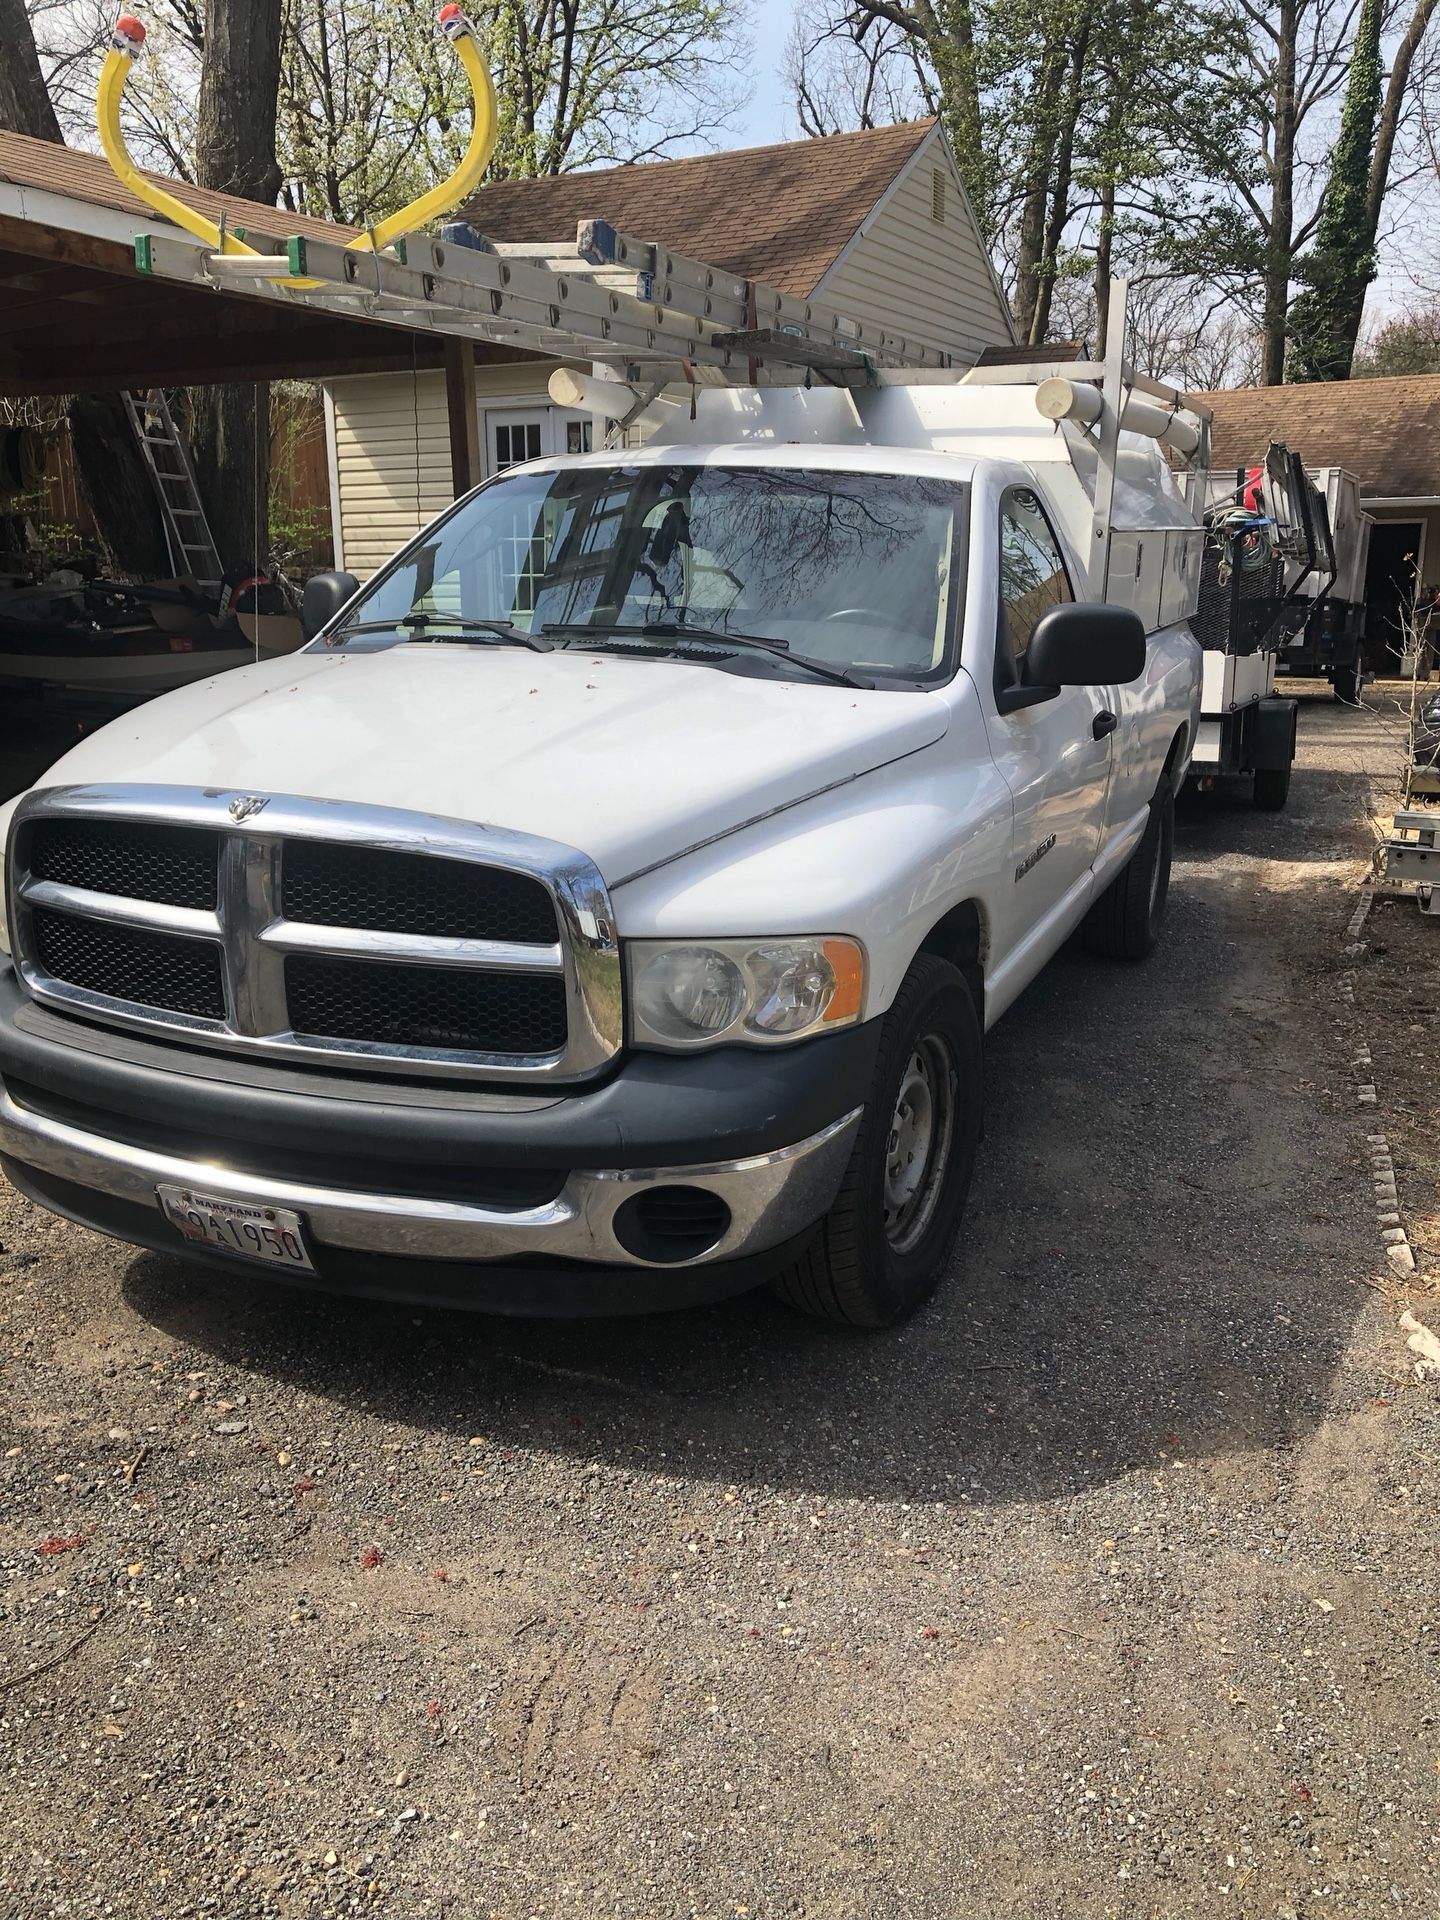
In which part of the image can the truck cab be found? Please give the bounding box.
[0,396,1200,1327]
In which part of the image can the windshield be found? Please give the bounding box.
[325,463,968,682]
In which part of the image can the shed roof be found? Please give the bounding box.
[455,120,938,297]
[1195,375,1440,499]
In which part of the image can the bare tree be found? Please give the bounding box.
[786,0,933,137]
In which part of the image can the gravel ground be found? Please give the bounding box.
[2,687,1437,1920]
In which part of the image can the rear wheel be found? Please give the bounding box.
[1080,776,1174,960]
[1252,761,1292,810]
[772,954,981,1329]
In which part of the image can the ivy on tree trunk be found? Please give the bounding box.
[1287,0,1383,381]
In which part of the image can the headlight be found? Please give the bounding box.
[628,937,865,1048]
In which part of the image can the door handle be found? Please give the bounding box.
[1093,710,1119,740]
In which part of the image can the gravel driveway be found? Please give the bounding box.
[3,689,1436,1919]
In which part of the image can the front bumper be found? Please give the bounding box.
[0,969,875,1313]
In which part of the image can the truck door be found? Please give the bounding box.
[987,486,1115,946]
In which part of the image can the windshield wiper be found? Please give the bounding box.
[541,619,869,689]
[335,614,553,652]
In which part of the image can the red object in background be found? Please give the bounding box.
[1243,466,1264,514]
[115,14,146,44]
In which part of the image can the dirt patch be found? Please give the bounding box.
[3,695,1438,1919]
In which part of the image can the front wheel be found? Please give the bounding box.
[772,954,982,1329]
[1080,776,1174,960]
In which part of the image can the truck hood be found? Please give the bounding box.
[32,645,949,881]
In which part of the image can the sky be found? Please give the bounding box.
[734,3,797,148]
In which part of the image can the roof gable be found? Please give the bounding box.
[454,120,937,298]
[1195,375,1440,498]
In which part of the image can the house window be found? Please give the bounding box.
[931,169,946,223]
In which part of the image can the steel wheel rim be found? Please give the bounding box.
[883,1032,957,1254]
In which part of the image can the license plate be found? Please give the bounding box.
[156,1185,316,1274]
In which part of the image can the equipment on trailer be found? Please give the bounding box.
[1185,447,1335,809]
[1273,467,1372,702]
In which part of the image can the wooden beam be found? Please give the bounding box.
[444,336,481,497]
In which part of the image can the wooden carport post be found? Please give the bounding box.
[443,337,481,498]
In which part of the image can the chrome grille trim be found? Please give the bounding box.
[7,785,623,1084]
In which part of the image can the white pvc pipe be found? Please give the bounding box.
[547,368,638,416]
[1035,376,1201,457]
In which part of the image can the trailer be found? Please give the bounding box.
[1187,446,1336,809]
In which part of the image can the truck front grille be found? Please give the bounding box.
[285,954,568,1055]
[29,818,219,909]
[283,841,558,944]
[32,907,226,1020]
[9,790,621,1083]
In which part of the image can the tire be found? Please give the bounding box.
[772,954,982,1329]
[1079,775,1174,961]
[1252,761,1292,810]
[1333,666,1362,704]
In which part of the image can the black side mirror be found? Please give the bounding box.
[1027,601,1146,690]
[301,570,361,639]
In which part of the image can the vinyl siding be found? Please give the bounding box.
[327,361,582,578]
[328,372,453,581]
[816,136,1013,364]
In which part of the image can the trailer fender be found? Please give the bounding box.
[1243,695,1298,772]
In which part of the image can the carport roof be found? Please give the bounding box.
[0,129,529,392]
[1194,375,1440,500]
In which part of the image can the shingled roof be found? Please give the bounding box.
[454,120,938,297]
[0,127,358,244]
[2,116,939,304]
[1195,376,1440,499]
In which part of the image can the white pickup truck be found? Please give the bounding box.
[0,374,1202,1326]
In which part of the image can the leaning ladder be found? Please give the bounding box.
[122,388,223,587]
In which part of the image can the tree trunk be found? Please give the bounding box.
[190,0,284,577]
[1030,20,1092,344]
[1260,0,1298,383]
[67,395,174,579]
[1094,178,1116,360]
[1326,0,1440,370]
[1013,42,1065,341]
[1288,0,1384,381]
[0,0,61,142]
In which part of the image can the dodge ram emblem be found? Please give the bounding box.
[228,794,270,823]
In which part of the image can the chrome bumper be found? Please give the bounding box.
[0,1090,860,1271]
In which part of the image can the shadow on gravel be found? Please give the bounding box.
[120,864,1371,1510]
